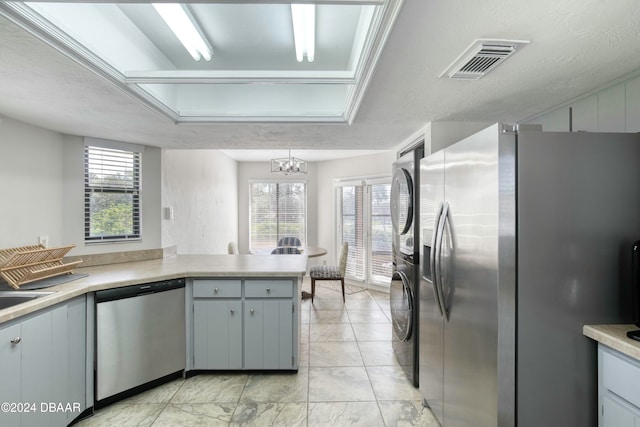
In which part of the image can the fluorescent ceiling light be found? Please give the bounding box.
[291,4,315,63]
[153,3,212,61]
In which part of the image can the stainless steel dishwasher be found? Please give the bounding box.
[95,278,185,404]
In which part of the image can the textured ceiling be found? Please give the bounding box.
[0,0,639,161]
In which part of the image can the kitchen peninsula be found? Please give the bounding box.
[0,254,307,427]
[0,254,308,323]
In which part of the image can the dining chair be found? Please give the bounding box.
[277,236,302,247]
[271,247,302,254]
[309,242,348,302]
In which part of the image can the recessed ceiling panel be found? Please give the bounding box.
[2,1,402,123]
[174,83,350,117]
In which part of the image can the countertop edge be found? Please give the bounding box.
[584,324,640,361]
[0,254,308,325]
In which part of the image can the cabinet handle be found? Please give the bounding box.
[10,337,21,345]
[214,288,219,294]
[250,308,255,314]
[266,288,271,293]
[230,309,235,315]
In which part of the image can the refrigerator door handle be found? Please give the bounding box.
[431,202,444,316]
[440,204,452,318]
[434,202,449,317]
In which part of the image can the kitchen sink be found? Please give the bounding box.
[0,291,55,310]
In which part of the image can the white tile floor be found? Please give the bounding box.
[76,279,439,426]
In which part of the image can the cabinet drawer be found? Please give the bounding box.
[193,280,241,298]
[602,346,640,409]
[245,280,293,298]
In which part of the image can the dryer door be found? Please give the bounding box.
[390,269,413,342]
[391,167,414,236]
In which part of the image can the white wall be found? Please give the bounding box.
[162,149,238,254]
[0,116,65,248]
[315,151,396,265]
[237,162,318,254]
[0,116,162,256]
[425,121,493,155]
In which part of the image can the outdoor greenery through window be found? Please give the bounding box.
[84,145,141,241]
[250,182,306,253]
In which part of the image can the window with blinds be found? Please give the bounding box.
[250,182,306,252]
[84,145,141,241]
[370,183,392,281]
[337,180,392,286]
[341,185,365,280]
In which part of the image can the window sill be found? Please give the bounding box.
[84,238,142,246]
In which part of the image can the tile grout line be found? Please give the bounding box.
[354,305,389,427]
[149,376,185,426]
[227,373,249,425]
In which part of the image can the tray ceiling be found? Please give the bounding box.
[2,1,401,123]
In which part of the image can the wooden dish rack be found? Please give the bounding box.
[0,245,83,289]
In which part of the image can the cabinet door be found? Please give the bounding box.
[67,296,87,422]
[0,323,21,427]
[244,300,293,369]
[193,300,242,369]
[626,76,640,132]
[603,395,635,427]
[21,309,54,427]
[571,96,598,131]
[0,300,86,427]
[598,84,626,132]
[51,304,69,427]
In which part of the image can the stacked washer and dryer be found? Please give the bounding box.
[390,144,423,387]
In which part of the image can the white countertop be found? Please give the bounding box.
[583,324,640,361]
[0,254,308,325]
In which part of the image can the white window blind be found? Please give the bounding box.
[370,183,393,281]
[340,185,365,280]
[84,145,141,241]
[250,182,306,253]
[337,179,392,286]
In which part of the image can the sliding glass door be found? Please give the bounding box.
[337,178,392,287]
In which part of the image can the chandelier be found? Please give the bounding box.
[271,150,308,175]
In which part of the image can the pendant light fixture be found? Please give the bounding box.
[271,150,308,175]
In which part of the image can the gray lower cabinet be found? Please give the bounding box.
[193,300,242,369]
[65,296,88,424]
[599,344,640,427]
[191,278,297,371]
[244,300,293,369]
[0,296,87,427]
[0,322,23,426]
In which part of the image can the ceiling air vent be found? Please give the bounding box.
[440,39,529,80]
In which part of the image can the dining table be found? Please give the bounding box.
[253,246,327,257]
[296,246,327,258]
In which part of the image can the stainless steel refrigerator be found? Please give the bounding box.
[419,123,640,427]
